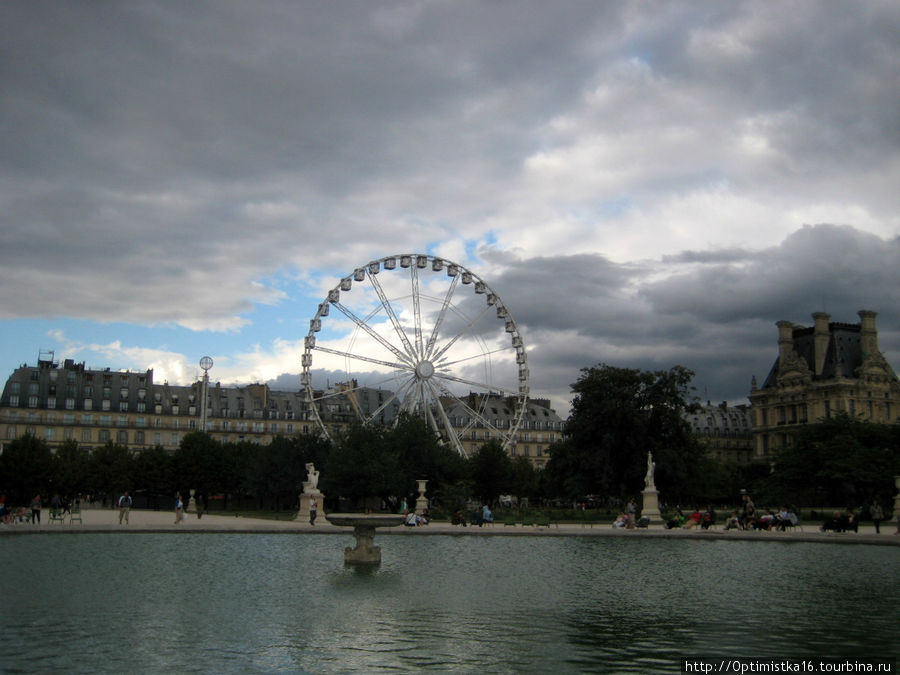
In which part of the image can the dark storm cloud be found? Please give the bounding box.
[1,2,898,410]
[483,225,900,412]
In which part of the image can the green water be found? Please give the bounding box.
[0,534,896,673]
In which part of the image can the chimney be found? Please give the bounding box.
[812,312,831,376]
[858,310,879,359]
[777,320,795,371]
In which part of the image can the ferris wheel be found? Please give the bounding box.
[301,254,529,456]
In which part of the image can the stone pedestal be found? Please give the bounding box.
[641,488,663,525]
[187,488,197,513]
[415,479,428,515]
[325,514,406,565]
[295,489,325,522]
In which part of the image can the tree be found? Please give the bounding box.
[764,414,899,507]
[133,445,174,509]
[0,433,54,503]
[544,364,705,503]
[469,440,512,505]
[52,438,89,500]
[322,424,400,508]
[86,442,134,501]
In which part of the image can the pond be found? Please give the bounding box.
[1,534,897,672]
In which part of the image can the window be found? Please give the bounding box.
[135,431,144,444]
[101,400,111,411]
[84,399,93,410]
[82,429,92,442]
[6,425,17,439]
[28,396,38,408]
[10,382,20,394]
[99,429,110,442]
[137,402,146,413]
[118,416,128,427]
[189,420,197,430]
[82,414,94,425]
[100,415,111,426]
[120,387,129,398]
[117,430,128,443]
[170,433,179,445]
[119,402,129,412]
[64,428,74,440]
[136,417,147,428]
[63,414,75,424]
[84,386,92,397]
[9,395,19,407]
[28,382,39,395]
[66,398,75,410]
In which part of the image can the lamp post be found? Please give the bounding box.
[199,356,213,432]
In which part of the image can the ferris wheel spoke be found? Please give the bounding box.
[424,273,460,359]
[312,345,412,372]
[434,382,514,444]
[436,345,512,370]
[433,371,521,398]
[425,380,467,456]
[430,303,493,363]
[410,264,424,359]
[363,377,414,423]
[331,300,415,366]
[367,270,417,360]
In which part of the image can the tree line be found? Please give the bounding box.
[2,365,897,513]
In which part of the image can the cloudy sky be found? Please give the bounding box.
[2,0,898,416]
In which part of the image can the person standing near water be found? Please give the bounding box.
[869,499,884,534]
[174,493,184,524]
[30,494,42,524]
[118,491,132,525]
[309,496,318,525]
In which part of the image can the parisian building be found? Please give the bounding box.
[684,401,754,464]
[0,354,561,467]
[749,310,900,460]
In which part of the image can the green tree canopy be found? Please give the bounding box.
[469,440,512,505]
[87,442,134,498]
[544,364,706,503]
[764,414,899,507]
[0,433,54,503]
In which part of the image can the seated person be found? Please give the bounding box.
[481,505,493,524]
[613,512,628,528]
[451,510,467,527]
[682,509,703,529]
[665,508,685,529]
[405,511,418,527]
[757,509,776,530]
[840,508,859,533]
[701,506,716,530]
[821,510,845,532]
[723,510,741,530]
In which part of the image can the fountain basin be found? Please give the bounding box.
[324,513,406,565]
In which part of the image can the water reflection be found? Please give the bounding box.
[0,534,896,672]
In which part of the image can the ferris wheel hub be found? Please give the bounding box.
[415,360,435,380]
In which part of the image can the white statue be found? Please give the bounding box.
[306,462,319,491]
[644,452,656,489]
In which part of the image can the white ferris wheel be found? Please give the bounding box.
[301,254,529,456]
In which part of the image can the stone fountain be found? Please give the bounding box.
[324,513,406,565]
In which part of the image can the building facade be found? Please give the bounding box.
[749,310,900,460]
[0,354,561,467]
[685,401,754,464]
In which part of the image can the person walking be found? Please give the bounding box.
[869,498,884,534]
[30,494,42,525]
[117,491,132,525]
[309,496,318,525]
[174,493,185,524]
